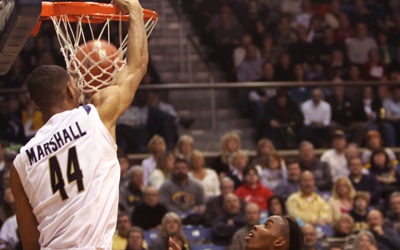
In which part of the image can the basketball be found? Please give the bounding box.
[74,40,124,92]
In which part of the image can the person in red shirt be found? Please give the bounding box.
[235,166,273,210]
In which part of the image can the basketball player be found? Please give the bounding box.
[170,216,304,250]
[10,0,148,249]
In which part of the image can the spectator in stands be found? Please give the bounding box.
[0,101,25,144]
[230,203,260,250]
[351,0,377,32]
[289,26,313,65]
[159,159,204,213]
[189,150,220,197]
[0,140,9,173]
[362,130,397,165]
[0,215,19,250]
[131,187,167,231]
[388,46,400,74]
[328,177,356,221]
[299,141,333,191]
[387,192,400,236]
[260,88,304,149]
[321,131,348,182]
[119,166,145,216]
[235,166,273,210]
[302,224,319,250]
[118,154,130,187]
[323,214,354,250]
[212,132,240,177]
[334,13,356,45]
[275,52,295,81]
[287,171,333,225]
[236,44,264,82]
[259,151,287,192]
[348,156,382,205]
[378,31,397,65]
[307,15,324,43]
[267,195,287,217]
[233,34,259,68]
[149,151,175,190]
[369,149,400,199]
[362,49,387,81]
[275,16,297,50]
[301,88,332,148]
[149,212,188,250]
[325,0,342,29]
[142,135,166,185]
[388,14,400,47]
[289,64,313,105]
[175,135,194,162]
[274,159,302,199]
[126,227,146,250]
[345,65,363,85]
[383,87,400,146]
[250,139,275,168]
[0,187,14,228]
[203,177,246,227]
[295,0,313,29]
[112,213,132,250]
[347,23,378,64]
[226,150,248,190]
[367,209,400,250]
[313,27,345,66]
[327,85,368,146]
[212,194,246,246]
[353,230,378,250]
[350,192,371,233]
[261,35,282,64]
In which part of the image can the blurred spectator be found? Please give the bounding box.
[325,0,342,29]
[301,88,331,148]
[378,32,397,65]
[212,132,240,177]
[302,224,319,250]
[290,64,313,104]
[367,209,400,250]
[388,45,400,75]
[281,0,301,16]
[320,131,348,182]
[275,16,297,50]
[226,150,248,190]
[189,150,220,197]
[203,177,246,227]
[235,166,273,210]
[205,5,239,35]
[259,151,287,192]
[233,34,260,68]
[141,135,166,185]
[131,187,167,231]
[0,140,9,172]
[237,44,264,82]
[369,149,400,199]
[212,194,246,246]
[119,166,145,216]
[353,230,378,250]
[230,203,260,250]
[313,27,345,66]
[118,155,130,188]
[387,192,400,236]
[159,159,205,213]
[388,14,400,47]
[261,35,282,64]
[299,141,333,191]
[328,50,349,80]
[126,227,146,250]
[250,139,275,168]
[149,212,188,250]
[149,152,175,190]
[275,52,295,81]
[383,87,400,145]
[348,156,382,205]
[295,0,313,29]
[251,20,268,49]
[322,214,354,250]
[334,13,356,45]
[347,23,377,65]
[0,215,19,250]
[2,56,29,88]
[362,130,397,165]
[0,187,15,228]
[267,195,287,217]
[327,85,368,146]
[328,177,356,221]
[350,0,377,32]
[0,101,25,144]
[345,64,363,83]
[362,49,387,81]
[22,101,43,139]
[260,89,304,149]
[164,232,188,250]
[308,15,324,43]
[287,171,333,225]
[175,135,194,162]
[349,192,371,233]
[289,26,313,65]
[274,160,302,199]
[243,1,267,36]
[113,213,132,250]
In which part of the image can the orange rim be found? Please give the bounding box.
[31,1,158,36]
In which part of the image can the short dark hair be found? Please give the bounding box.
[127,226,144,239]
[27,65,71,109]
[286,159,300,168]
[174,158,188,167]
[243,165,257,178]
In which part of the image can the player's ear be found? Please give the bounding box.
[66,81,75,99]
[31,100,40,110]
[274,237,287,248]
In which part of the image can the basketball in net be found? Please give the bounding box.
[72,40,124,93]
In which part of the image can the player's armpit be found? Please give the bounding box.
[10,166,40,250]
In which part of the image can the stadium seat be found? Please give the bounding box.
[144,230,159,245]
[317,191,333,202]
[191,245,226,250]
[316,225,335,238]
[260,210,268,219]
[183,227,213,241]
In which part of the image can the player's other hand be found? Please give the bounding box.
[169,237,181,250]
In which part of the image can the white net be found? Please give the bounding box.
[51,13,157,93]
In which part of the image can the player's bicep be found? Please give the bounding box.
[10,166,40,250]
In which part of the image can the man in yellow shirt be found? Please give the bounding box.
[287,171,332,225]
[113,213,132,250]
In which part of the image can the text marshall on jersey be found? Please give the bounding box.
[26,122,87,166]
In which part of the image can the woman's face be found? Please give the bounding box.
[152,139,164,154]
[165,217,179,234]
[191,155,203,170]
[260,144,272,156]
[373,153,386,168]
[267,156,280,170]
[358,234,373,250]
[234,156,247,171]
[166,154,176,172]
[368,136,381,149]
[244,170,259,186]
[339,219,352,235]
[355,198,368,211]
[337,180,349,197]
[227,138,239,152]
[269,198,282,216]
[180,140,193,155]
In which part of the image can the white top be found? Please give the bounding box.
[346,37,378,64]
[383,98,400,119]
[148,169,166,190]
[142,156,157,186]
[301,99,331,126]
[188,168,220,198]
[296,13,313,29]
[320,149,348,181]
[13,105,119,250]
[0,215,18,249]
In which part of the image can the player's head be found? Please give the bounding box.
[27,65,79,111]
[245,216,304,250]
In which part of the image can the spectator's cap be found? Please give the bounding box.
[333,130,345,138]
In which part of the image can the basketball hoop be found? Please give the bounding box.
[31,2,158,93]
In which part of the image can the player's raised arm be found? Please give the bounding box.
[91,0,148,138]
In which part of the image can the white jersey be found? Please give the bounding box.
[13,105,120,250]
